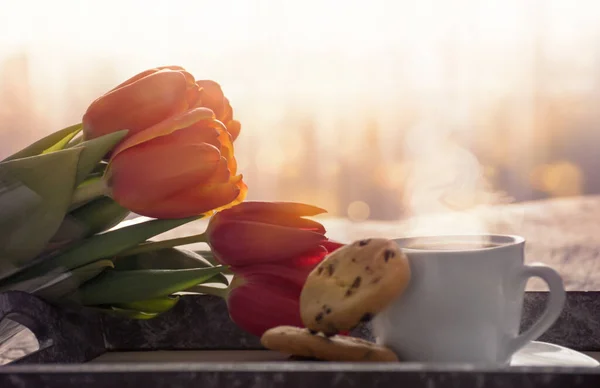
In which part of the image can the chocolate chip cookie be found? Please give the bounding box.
[261,325,398,362]
[300,238,410,335]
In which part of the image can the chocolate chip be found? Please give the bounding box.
[358,239,371,246]
[383,249,395,262]
[345,289,354,297]
[360,313,373,322]
[351,258,357,263]
[327,263,335,276]
[308,329,318,335]
[351,276,362,288]
[315,312,324,322]
[325,307,332,314]
[317,267,323,275]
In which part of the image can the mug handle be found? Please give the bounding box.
[507,263,566,356]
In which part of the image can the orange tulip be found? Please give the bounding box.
[105,107,246,219]
[82,66,241,142]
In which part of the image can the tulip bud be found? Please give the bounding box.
[206,202,335,266]
[83,66,242,144]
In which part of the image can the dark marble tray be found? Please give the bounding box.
[1,290,600,387]
[1,362,600,388]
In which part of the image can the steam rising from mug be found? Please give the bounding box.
[401,119,519,241]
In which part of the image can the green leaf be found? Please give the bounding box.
[34,260,114,300]
[2,123,83,162]
[193,250,218,265]
[193,250,233,275]
[84,305,160,320]
[42,129,81,154]
[0,148,82,270]
[5,216,199,285]
[74,266,226,305]
[114,248,228,286]
[114,296,179,313]
[49,197,130,248]
[71,130,128,185]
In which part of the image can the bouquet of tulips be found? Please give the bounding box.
[0,66,342,341]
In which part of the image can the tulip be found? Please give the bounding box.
[104,107,246,219]
[206,202,339,267]
[204,201,344,336]
[82,66,241,143]
[226,274,305,337]
[226,244,342,337]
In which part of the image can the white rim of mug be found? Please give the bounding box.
[393,234,525,253]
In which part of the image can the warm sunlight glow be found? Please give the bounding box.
[1,0,599,220]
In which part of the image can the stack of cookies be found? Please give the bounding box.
[261,238,411,362]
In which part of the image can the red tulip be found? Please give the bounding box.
[105,108,246,218]
[206,201,344,336]
[82,66,241,143]
[226,245,341,337]
[206,202,336,266]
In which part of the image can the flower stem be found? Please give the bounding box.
[70,177,110,209]
[118,232,208,257]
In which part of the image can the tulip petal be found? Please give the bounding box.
[204,158,232,184]
[226,120,241,142]
[156,122,221,150]
[215,127,237,175]
[107,69,157,93]
[219,201,327,219]
[227,274,304,337]
[109,142,222,208]
[208,220,328,266]
[231,246,327,288]
[211,201,327,232]
[107,66,189,93]
[222,98,233,123]
[197,80,226,119]
[111,107,216,158]
[83,70,194,140]
[132,181,241,219]
[203,177,247,217]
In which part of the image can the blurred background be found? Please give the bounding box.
[1,0,599,221]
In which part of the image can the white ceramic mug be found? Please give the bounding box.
[372,234,566,365]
